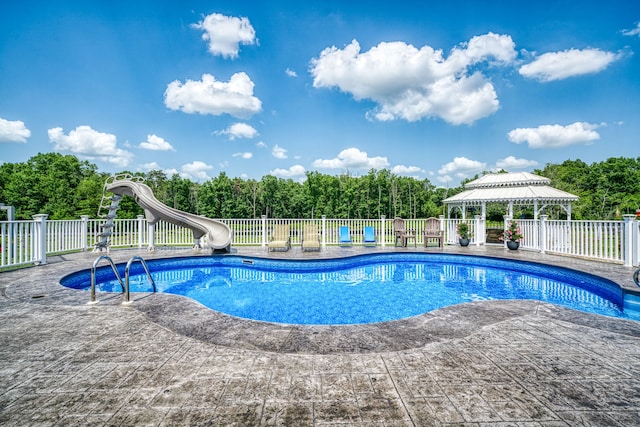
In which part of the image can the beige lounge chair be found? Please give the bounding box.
[393,217,416,247]
[423,217,443,248]
[268,224,291,251]
[301,223,321,251]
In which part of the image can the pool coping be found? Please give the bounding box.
[4,245,640,354]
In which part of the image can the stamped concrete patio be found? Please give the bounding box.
[1,245,640,426]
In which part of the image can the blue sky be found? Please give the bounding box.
[1,1,639,186]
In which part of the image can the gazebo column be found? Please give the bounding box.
[533,200,538,220]
[462,202,466,220]
[508,202,513,218]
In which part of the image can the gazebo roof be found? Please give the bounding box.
[443,172,578,205]
[464,172,550,189]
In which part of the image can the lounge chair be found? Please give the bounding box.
[268,224,291,251]
[339,226,352,246]
[393,217,416,247]
[301,223,321,251]
[423,217,443,248]
[363,226,376,247]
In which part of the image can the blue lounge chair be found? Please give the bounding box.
[363,226,376,247]
[339,226,352,246]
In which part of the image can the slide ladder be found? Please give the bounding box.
[94,177,123,252]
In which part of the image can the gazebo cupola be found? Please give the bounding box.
[443,172,579,220]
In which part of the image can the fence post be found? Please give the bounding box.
[80,215,89,251]
[474,215,482,246]
[32,214,48,265]
[380,215,386,247]
[261,215,267,247]
[137,215,145,249]
[623,215,635,267]
[635,218,640,267]
[321,215,326,247]
[539,215,547,254]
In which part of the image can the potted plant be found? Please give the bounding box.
[457,222,471,247]
[501,221,523,250]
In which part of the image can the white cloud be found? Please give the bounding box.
[272,144,288,159]
[0,117,31,143]
[232,152,253,159]
[164,72,262,119]
[216,122,259,140]
[269,164,306,178]
[312,147,389,170]
[519,48,621,82]
[437,175,453,184]
[310,33,517,125]
[495,156,538,170]
[391,165,424,175]
[180,161,213,181]
[285,68,297,77]
[139,162,161,170]
[622,22,640,37]
[507,122,601,148]
[191,13,256,59]
[438,157,486,178]
[139,134,175,151]
[256,141,267,148]
[48,125,133,167]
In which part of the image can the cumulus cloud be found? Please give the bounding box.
[312,147,389,170]
[285,68,297,77]
[391,165,424,175]
[232,152,253,159]
[519,48,621,82]
[269,164,306,178]
[164,72,262,119]
[139,134,175,151]
[48,125,133,167]
[215,122,259,140]
[495,156,538,169]
[622,22,640,37]
[507,122,601,148]
[310,33,517,125]
[272,144,288,159]
[256,141,267,148]
[140,162,161,170]
[0,117,31,143]
[438,157,486,178]
[191,12,256,59]
[180,161,213,181]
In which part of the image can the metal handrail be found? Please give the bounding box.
[124,256,156,303]
[90,255,124,303]
[634,269,640,288]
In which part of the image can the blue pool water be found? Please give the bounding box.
[61,253,630,325]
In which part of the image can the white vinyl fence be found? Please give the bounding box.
[1,213,639,269]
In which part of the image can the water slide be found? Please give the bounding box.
[105,175,232,252]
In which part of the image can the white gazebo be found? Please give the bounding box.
[443,172,579,220]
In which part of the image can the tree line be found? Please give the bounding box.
[0,152,638,221]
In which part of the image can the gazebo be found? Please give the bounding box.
[443,172,579,220]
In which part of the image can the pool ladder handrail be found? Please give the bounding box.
[90,255,156,304]
[634,268,640,288]
[90,255,125,303]
[124,256,156,304]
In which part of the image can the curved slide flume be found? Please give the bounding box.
[106,177,232,252]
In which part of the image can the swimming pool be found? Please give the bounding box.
[60,253,635,325]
